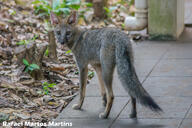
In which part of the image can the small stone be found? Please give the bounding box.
[43,95,55,103]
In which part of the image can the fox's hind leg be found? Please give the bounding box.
[92,64,107,106]
[99,65,114,119]
[130,96,137,118]
[99,52,115,119]
[72,66,88,110]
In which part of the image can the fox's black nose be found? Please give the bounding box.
[59,40,65,45]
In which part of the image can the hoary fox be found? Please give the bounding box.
[50,11,162,119]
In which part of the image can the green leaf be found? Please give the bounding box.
[16,40,25,45]
[84,2,93,7]
[16,40,30,45]
[65,50,71,54]
[52,0,61,10]
[69,4,80,10]
[32,0,41,4]
[45,48,49,56]
[48,83,56,88]
[23,59,29,66]
[25,66,30,72]
[104,7,112,18]
[43,85,48,90]
[29,64,40,70]
[121,23,125,29]
[104,7,110,13]
[58,8,70,14]
[28,66,34,71]
[30,64,40,70]
[44,89,49,95]
[43,82,48,86]
[42,0,49,5]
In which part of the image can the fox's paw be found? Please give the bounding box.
[72,104,81,110]
[99,112,108,119]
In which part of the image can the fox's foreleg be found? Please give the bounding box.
[72,65,88,110]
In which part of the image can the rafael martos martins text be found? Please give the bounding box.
[2,121,73,127]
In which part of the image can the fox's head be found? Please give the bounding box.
[50,11,78,45]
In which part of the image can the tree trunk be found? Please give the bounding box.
[93,0,108,19]
[48,30,57,60]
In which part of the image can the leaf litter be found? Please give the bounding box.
[0,0,144,126]
[0,1,83,124]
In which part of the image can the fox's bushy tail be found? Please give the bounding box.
[115,43,162,112]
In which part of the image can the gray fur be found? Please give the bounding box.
[53,22,162,118]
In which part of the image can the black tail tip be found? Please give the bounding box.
[140,95,163,113]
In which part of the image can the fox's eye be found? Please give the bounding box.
[66,31,71,36]
[57,31,60,35]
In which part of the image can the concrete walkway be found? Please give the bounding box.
[53,28,192,128]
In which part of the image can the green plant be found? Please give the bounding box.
[121,23,125,29]
[128,0,134,6]
[104,6,117,18]
[16,40,29,45]
[42,82,56,95]
[44,48,49,56]
[65,50,72,54]
[32,0,92,17]
[16,35,38,45]
[23,59,40,73]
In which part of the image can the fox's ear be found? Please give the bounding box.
[50,12,59,25]
[67,11,78,25]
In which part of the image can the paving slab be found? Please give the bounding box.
[86,71,145,97]
[119,97,191,119]
[180,119,192,128]
[57,97,128,119]
[132,41,172,59]
[150,59,192,77]
[164,42,192,59]
[186,106,192,119]
[86,74,129,97]
[143,77,192,97]
[134,59,159,77]
[111,119,181,128]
